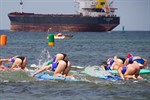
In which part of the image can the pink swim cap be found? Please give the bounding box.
[126,53,133,58]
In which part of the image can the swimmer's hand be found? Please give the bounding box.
[31,74,35,77]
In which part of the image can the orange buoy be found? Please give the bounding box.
[0,35,7,46]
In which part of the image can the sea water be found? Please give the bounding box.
[0,30,150,100]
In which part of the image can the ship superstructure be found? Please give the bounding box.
[76,0,116,17]
[8,0,120,32]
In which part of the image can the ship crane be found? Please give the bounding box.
[20,0,23,13]
[74,0,116,17]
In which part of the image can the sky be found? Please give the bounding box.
[0,0,150,31]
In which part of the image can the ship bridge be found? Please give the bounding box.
[75,0,116,17]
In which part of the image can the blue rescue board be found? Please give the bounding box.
[82,67,122,81]
[98,76,122,80]
[30,72,77,81]
[109,69,150,74]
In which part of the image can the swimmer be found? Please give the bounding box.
[124,54,148,68]
[101,56,125,70]
[31,53,74,78]
[0,55,29,72]
[114,56,144,80]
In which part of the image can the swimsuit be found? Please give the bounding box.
[52,53,67,62]
[128,56,133,64]
[121,66,127,74]
[51,53,68,71]
[109,57,125,66]
[10,57,15,63]
[109,59,114,66]
[128,56,144,65]
[118,57,125,63]
[10,56,25,65]
[109,57,125,70]
[61,53,68,69]
[52,56,56,62]
[134,58,144,65]
[52,62,59,71]
[105,65,111,70]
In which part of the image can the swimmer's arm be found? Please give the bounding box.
[0,58,10,65]
[31,65,51,77]
[100,65,106,70]
[10,62,17,72]
[124,58,129,66]
[114,56,120,66]
[118,68,125,80]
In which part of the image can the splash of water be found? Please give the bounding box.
[37,48,52,68]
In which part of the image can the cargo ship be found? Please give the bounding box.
[8,0,120,32]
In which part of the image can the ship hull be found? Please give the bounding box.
[8,12,120,32]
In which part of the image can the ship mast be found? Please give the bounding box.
[20,0,23,13]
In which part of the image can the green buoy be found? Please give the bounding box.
[122,26,125,33]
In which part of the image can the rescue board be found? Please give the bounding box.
[0,65,9,71]
[108,69,150,74]
[30,72,77,81]
[82,67,122,80]
[98,75,122,80]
